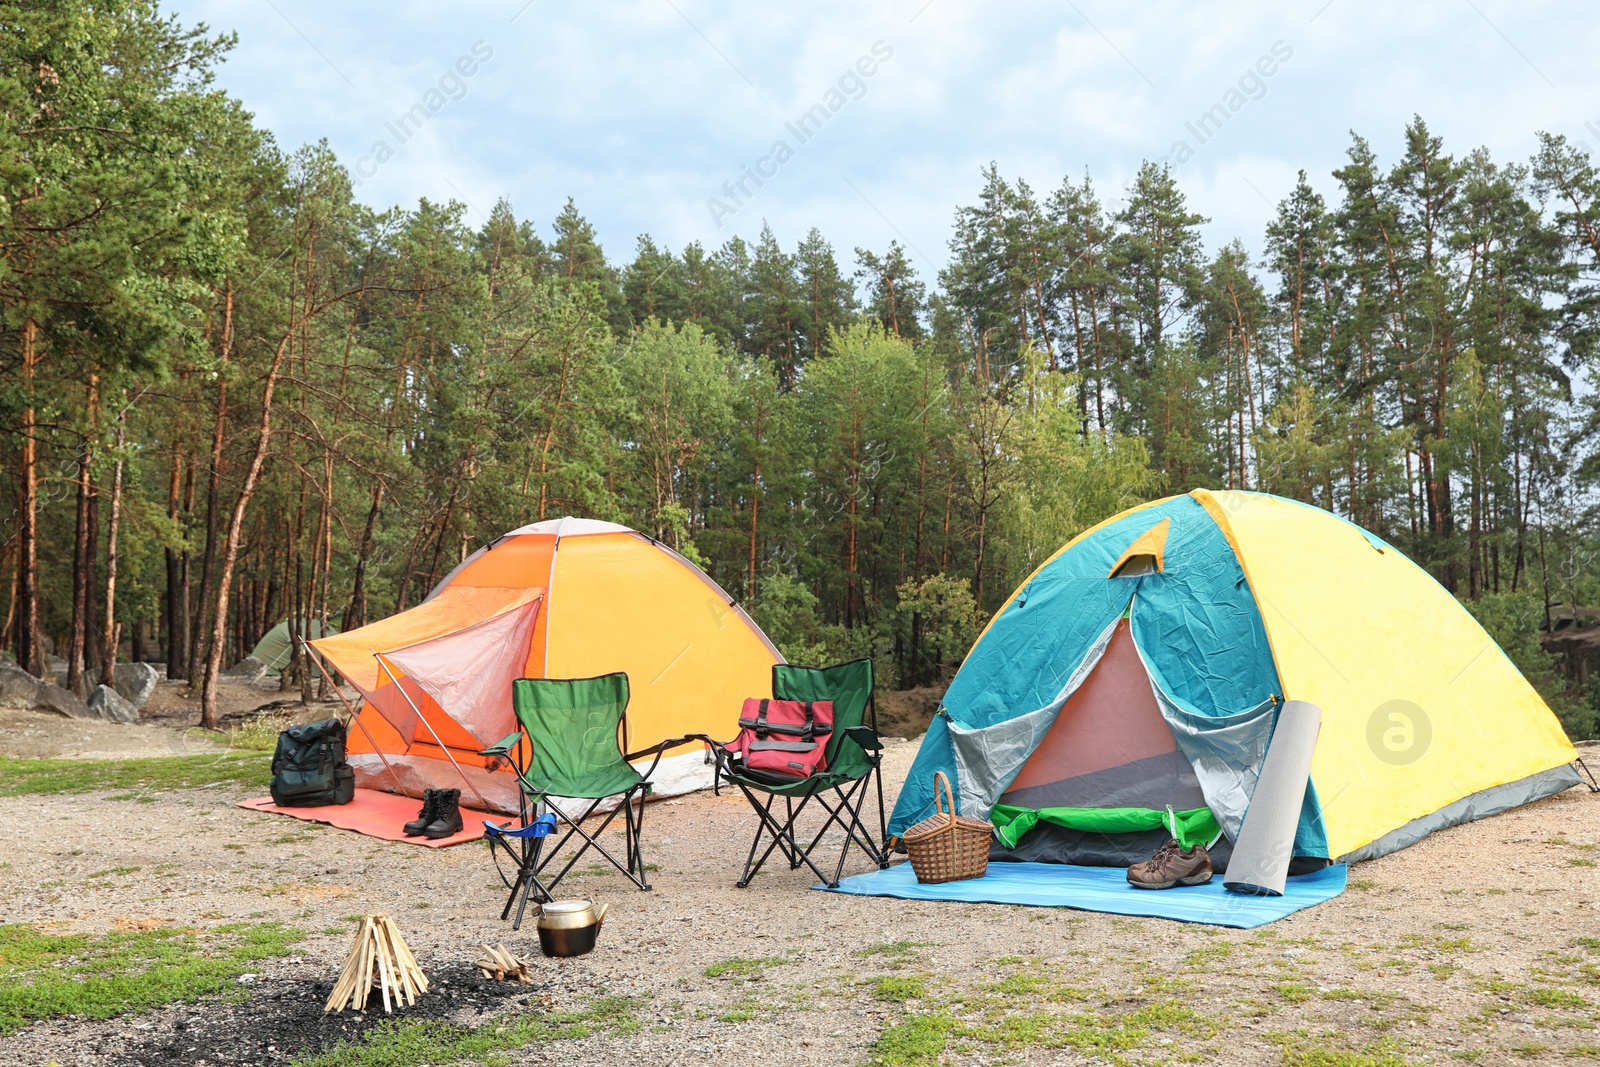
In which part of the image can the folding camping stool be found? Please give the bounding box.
[700,659,890,888]
[480,673,687,929]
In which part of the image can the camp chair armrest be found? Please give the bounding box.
[622,734,707,780]
[622,735,696,762]
[844,726,883,752]
[480,730,524,760]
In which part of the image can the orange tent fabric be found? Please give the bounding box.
[311,518,782,814]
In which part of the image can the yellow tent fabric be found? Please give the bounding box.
[1108,517,1171,577]
[1194,489,1578,859]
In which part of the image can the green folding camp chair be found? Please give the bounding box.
[702,659,890,888]
[480,673,684,929]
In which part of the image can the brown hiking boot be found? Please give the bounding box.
[1127,838,1213,890]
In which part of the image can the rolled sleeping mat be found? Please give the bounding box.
[1224,699,1322,897]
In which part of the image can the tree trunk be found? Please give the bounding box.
[201,336,285,728]
[343,484,383,631]
[747,396,764,602]
[99,412,126,687]
[191,283,234,687]
[201,287,362,727]
[16,318,42,675]
[67,377,98,696]
[164,450,187,675]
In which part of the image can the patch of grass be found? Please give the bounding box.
[1277,981,1316,1004]
[1570,858,1597,868]
[1142,973,1197,995]
[290,995,641,1067]
[1348,879,1378,891]
[703,956,787,978]
[1185,941,1235,968]
[990,971,1053,996]
[858,940,928,960]
[1524,987,1588,1010]
[1276,1033,1411,1066]
[0,921,301,1034]
[714,994,778,1023]
[228,715,293,752]
[1473,977,1521,994]
[870,975,929,1002]
[86,867,142,879]
[871,1012,956,1066]
[0,754,268,797]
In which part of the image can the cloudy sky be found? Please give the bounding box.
[168,1,1596,277]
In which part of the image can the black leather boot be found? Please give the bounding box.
[423,788,463,839]
[403,790,439,836]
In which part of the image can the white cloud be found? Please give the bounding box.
[171,0,1598,276]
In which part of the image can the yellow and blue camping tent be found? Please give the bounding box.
[888,489,1582,867]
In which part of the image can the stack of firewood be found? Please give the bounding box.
[324,915,429,1013]
[475,943,535,983]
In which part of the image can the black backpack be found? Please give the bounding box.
[269,718,355,807]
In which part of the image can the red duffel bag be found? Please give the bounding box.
[722,698,835,781]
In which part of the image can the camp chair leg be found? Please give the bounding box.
[535,787,654,896]
[734,780,833,888]
[486,830,553,932]
[508,862,543,932]
[773,769,889,887]
[801,778,887,881]
[785,797,801,869]
[735,792,788,888]
[873,763,888,863]
[627,785,652,890]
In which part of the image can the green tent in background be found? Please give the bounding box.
[249,619,338,675]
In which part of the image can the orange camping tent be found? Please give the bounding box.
[310,517,783,814]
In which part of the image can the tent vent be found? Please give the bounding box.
[1108,518,1171,578]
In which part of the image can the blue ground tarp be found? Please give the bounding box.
[818,861,1347,928]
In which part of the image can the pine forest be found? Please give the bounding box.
[8,5,1600,737]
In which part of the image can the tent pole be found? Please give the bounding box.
[303,640,407,797]
[375,655,493,813]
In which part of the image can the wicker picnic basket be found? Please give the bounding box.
[902,771,992,884]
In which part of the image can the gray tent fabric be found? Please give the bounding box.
[948,618,1118,818]
[998,749,1207,812]
[1146,682,1278,844]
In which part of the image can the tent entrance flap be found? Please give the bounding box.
[379,595,544,748]
[997,616,1206,817]
[947,615,1121,819]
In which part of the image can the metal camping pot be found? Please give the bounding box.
[535,900,610,958]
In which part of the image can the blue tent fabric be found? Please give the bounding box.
[817,861,1348,929]
[889,501,1189,836]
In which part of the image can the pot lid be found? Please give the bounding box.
[541,900,594,914]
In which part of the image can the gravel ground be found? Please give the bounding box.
[3,712,1600,1066]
